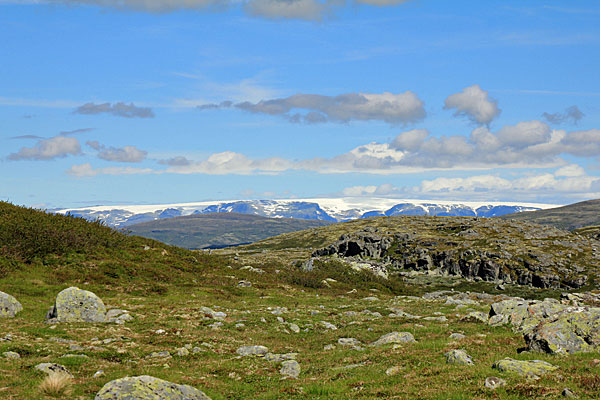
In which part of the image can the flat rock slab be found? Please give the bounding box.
[525,307,600,354]
[370,332,415,347]
[236,345,268,356]
[47,287,107,323]
[95,375,211,400]
[492,358,558,378]
[35,363,73,377]
[0,291,23,318]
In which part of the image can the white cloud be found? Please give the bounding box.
[341,183,396,196]
[165,151,293,175]
[67,163,154,177]
[390,129,429,151]
[86,141,148,163]
[496,120,551,148]
[245,0,329,20]
[74,102,154,118]
[7,136,81,161]
[444,85,501,125]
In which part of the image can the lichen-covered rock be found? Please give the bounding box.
[280,360,301,379]
[370,332,415,347]
[95,375,211,400]
[3,351,20,359]
[445,349,474,365]
[492,358,558,378]
[46,287,107,323]
[35,363,73,377]
[236,345,268,356]
[460,311,488,323]
[0,291,22,318]
[524,307,600,354]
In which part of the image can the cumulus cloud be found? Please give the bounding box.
[199,91,426,125]
[559,129,600,157]
[542,105,584,125]
[390,129,429,151]
[444,85,501,125]
[7,136,81,160]
[67,163,154,177]
[74,102,154,118]
[86,141,147,163]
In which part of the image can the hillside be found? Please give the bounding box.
[3,202,600,399]
[498,199,600,231]
[125,212,334,249]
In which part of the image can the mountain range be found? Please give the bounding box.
[55,198,558,228]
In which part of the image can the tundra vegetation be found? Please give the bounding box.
[1,201,599,399]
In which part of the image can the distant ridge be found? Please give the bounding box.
[56,198,558,228]
[499,199,600,231]
[126,212,334,249]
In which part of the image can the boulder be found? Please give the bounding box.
[280,360,301,379]
[236,345,268,356]
[0,291,23,318]
[370,332,415,347]
[95,375,211,400]
[46,287,107,323]
[445,349,474,365]
[35,363,73,377]
[460,311,488,323]
[492,358,558,378]
[524,307,600,354]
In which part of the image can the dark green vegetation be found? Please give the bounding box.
[1,202,600,399]
[499,199,600,231]
[126,212,334,249]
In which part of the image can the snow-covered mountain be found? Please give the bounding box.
[54,198,560,228]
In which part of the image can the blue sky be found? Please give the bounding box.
[1,0,599,208]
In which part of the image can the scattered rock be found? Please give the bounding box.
[288,323,300,333]
[94,375,211,400]
[199,306,227,320]
[319,321,337,330]
[238,280,252,288]
[449,333,466,340]
[445,349,474,365]
[0,291,23,318]
[35,363,73,377]
[338,338,361,347]
[370,332,415,347]
[385,366,403,376]
[106,309,133,324]
[460,311,488,323]
[236,345,268,357]
[240,265,265,274]
[46,287,107,323]
[562,388,578,398]
[176,347,189,357]
[280,360,301,379]
[93,370,105,378]
[492,358,558,378]
[3,351,20,359]
[484,376,506,390]
[146,351,171,359]
[264,353,297,362]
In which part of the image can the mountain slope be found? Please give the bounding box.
[56,198,557,227]
[126,212,334,249]
[499,199,600,231]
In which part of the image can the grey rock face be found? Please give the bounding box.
[94,375,211,400]
[46,287,107,323]
[0,291,23,318]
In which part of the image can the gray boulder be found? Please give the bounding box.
[445,349,474,365]
[95,375,211,400]
[524,307,600,354]
[236,345,268,356]
[280,360,301,379]
[370,332,415,347]
[0,291,23,318]
[46,287,107,323]
[35,363,73,377]
[492,358,558,378]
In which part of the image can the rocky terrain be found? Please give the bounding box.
[2,202,600,399]
[500,198,600,231]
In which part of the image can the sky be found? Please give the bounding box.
[1,0,600,209]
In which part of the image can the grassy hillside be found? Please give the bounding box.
[498,199,600,231]
[125,212,334,249]
[2,202,600,399]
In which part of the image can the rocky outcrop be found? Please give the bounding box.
[95,376,211,400]
[0,291,22,318]
[313,229,393,259]
[46,287,107,323]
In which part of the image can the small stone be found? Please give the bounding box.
[35,363,73,377]
[385,366,403,376]
[338,338,361,347]
[562,388,577,398]
[362,296,379,302]
[93,370,105,378]
[323,344,336,351]
[238,280,252,288]
[370,332,416,347]
[484,376,506,390]
[176,347,190,357]
[236,345,268,357]
[280,360,300,379]
[146,351,171,359]
[319,321,337,330]
[288,323,300,333]
[449,333,466,340]
[3,351,20,359]
[155,329,166,334]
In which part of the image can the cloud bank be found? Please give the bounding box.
[87,141,148,163]
[199,91,426,125]
[8,136,81,160]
